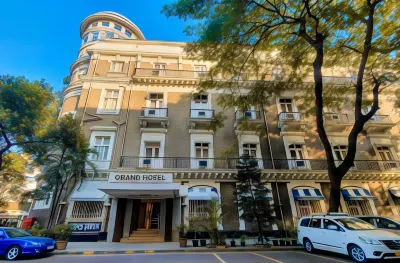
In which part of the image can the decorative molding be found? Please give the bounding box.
[83,112,103,123]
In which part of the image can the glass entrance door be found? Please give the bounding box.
[140,200,160,230]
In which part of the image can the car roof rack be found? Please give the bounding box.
[311,212,348,217]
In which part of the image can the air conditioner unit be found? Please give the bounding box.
[198,111,206,117]
[244,111,252,117]
[199,160,208,168]
[149,109,156,115]
[295,160,306,169]
[143,159,151,168]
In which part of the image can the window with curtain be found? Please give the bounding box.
[92,136,110,160]
[103,90,119,111]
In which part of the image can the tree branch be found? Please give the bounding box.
[342,44,363,54]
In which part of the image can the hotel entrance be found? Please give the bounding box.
[138,200,160,230]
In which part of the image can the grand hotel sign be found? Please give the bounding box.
[109,173,173,183]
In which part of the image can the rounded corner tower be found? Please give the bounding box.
[79,11,145,45]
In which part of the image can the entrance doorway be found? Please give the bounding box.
[138,200,160,230]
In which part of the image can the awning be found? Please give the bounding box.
[188,186,219,201]
[389,187,400,198]
[70,190,106,201]
[292,188,324,201]
[98,183,186,199]
[341,188,377,201]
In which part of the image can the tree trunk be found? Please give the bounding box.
[328,170,344,212]
[255,215,264,244]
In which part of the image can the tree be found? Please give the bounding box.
[0,153,28,210]
[163,0,400,212]
[200,200,225,246]
[0,75,58,170]
[236,155,274,245]
[24,114,97,228]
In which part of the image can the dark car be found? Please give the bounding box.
[0,227,56,260]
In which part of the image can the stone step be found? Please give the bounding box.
[130,232,159,237]
[136,228,159,232]
[127,235,162,240]
[120,237,164,243]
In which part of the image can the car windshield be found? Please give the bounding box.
[335,218,376,230]
[4,228,32,238]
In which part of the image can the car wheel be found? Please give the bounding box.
[5,246,21,261]
[348,244,368,263]
[304,238,314,253]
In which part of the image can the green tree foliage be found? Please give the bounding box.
[23,114,97,228]
[0,75,58,170]
[163,0,400,211]
[0,153,28,210]
[199,200,226,246]
[236,156,274,244]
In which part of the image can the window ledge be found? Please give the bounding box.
[189,129,214,135]
[96,109,120,115]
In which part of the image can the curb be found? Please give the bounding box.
[53,246,303,255]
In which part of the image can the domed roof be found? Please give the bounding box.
[80,11,145,40]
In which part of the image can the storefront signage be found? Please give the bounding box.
[69,222,102,232]
[109,173,173,183]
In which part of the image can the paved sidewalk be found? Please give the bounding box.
[53,242,302,255]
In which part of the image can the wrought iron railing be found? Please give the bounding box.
[190,109,215,119]
[323,113,350,122]
[235,110,262,120]
[278,112,304,121]
[119,157,400,171]
[134,68,207,78]
[141,107,168,118]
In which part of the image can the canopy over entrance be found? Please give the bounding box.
[98,183,187,199]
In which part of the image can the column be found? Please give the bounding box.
[122,199,133,238]
[106,198,118,242]
[172,197,181,242]
[214,183,223,230]
[64,201,75,224]
[159,199,166,237]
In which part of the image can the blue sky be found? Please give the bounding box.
[0,0,192,91]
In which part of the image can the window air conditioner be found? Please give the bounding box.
[199,160,208,168]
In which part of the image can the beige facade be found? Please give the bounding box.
[58,11,400,243]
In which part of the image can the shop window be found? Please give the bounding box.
[345,200,373,216]
[295,200,322,217]
[71,201,104,219]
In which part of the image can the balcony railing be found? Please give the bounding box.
[120,157,400,171]
[323,113,350,122]
[368,114,392,123]
[190,109,215,119]
[134,68,207,78]
[141,107,168,118]
[235,110,262,120]
[278,112,303,121]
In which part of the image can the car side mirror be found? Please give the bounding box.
[327,225,339,231]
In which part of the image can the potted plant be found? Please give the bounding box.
[176,223,188,248]
[230,237,236,247]
[198,201,225,248]
[187,216,201,247]
[240,234,247,247]
[53,224,73,250]
[200,238,207,247]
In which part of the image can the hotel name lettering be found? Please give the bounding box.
[109,173,173,183]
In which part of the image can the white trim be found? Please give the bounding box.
[96,87,124,115]
[63,89,82,100]
[139,133,166,168]
[89,131,116,169]
[283,135,310,169]
[90,126,117,131]
[237,134,263,168]
[190,134,214,169]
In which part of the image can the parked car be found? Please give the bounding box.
[357,216,400,235]
[0,227,56,260]
[298,213,400,262]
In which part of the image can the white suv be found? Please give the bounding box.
[298,213,400,262]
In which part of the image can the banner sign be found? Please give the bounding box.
[69,222,102,232]
[108,173,173,183]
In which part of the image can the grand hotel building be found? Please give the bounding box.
[30,12,400,243]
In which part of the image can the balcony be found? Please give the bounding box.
[119,157,400,172]
[323,113,353,133]
[139,107,168,128]
[364,115,395,135]
[234,110,264,130]
[278,112,308,132]
[189,109,214,129]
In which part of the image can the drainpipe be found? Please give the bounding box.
[261,102,287,236]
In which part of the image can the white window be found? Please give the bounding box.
[345,200,373,216]
[153,64,166,76]
[148,93,164,108]
[193,94,208,105]
[289,144,305,159]
[71,201,104,219]
[243,143,257,158]
[111,61,124,72]
[91,32,99,41]
[92,136,111,160]
[279,98,293,112]
[189,200,208,218]
[295,200,322,217]
[103,90,119,111]
[288,144,309,169]
[377,146,394,161]
[195,143,209,158]
[333,145,347,161]
[33,193,52,210]
[145,142,160,158]
[194,65,207,77]
[191,94,211,118]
